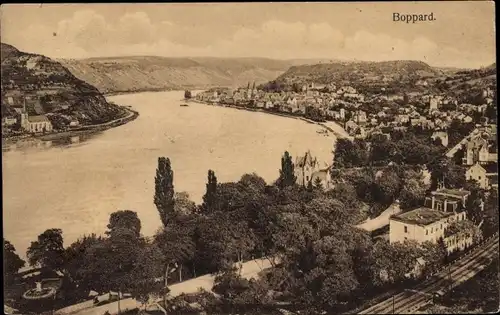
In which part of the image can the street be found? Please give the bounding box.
[56,257,275,315]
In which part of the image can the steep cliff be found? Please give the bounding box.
[1,43,122,125]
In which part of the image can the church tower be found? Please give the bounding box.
[246,82,251,100]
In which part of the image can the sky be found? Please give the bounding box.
[0,2,496,68]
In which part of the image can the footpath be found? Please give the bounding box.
[55,258,275,315]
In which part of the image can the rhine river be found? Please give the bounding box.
[3,91,337,260]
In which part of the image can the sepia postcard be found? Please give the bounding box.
[1,2,498,315]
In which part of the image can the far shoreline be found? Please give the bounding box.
[102,86,227,97]
[190,98,351,140]
[2,106,139,147]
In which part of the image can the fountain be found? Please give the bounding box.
[22,281,56,300]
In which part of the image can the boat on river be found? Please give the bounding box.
[180,104,189,107]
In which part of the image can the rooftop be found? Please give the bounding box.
[28,115,50,123]
[432,194,459,203]
[391,207,454,226]
[432,188,470,198]
[483,162,498,174]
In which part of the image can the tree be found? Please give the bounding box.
[174,192,197,216]
[79,229,145,295]
[448,119,475,147]
[465,184,485,225]
[313,177,324,191]
[272,212,318,258]
[212,267,251,300]
[27,228,65,270]
[485,104,497,123]
[372,169,402,205]
[428,157,466,190]
[239,173,267,193]
[399,169,427,210]
[369,134,396,165]
[195,216,256,273]
[291,82,302,93]
[306,197,359,227]
[453,145,465,165]
[64,234,105,290]
[277,151,296,188]
[184,90,192,99]
[105,210,141,239]
[154,222,196,300]
[130,243,166,310]
[201,170,218,214]
[327,182,361,210]
[482,190,499,237]
[154,157,175,227]
[4,239,25,284]
[420,240,447,276]
[334,139,369,168]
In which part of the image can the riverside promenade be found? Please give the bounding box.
[55,258,275,315]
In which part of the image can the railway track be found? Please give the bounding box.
[359,234,499,314]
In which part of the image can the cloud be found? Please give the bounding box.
[4,10,494,68]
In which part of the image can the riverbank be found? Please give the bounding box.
[102,85,226,97]
[2,106,139,146]
[103,88,174,97]
[191,99,351,140]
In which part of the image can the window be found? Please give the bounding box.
[426,229,428,235]
[306,176,309,181]
[404,237,408,240]
[404,226,408,233]
[478,176,482,180]
[440,224,443,229]
[431,227,433,233]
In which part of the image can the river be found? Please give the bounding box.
[2,90,337,260]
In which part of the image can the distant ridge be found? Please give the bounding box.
[58,56,349,94]
[272,60,439,87]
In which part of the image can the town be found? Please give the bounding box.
[194,81,496,142]
[2,3,498,315]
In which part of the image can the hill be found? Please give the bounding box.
[274,60,440,88]
[264,59,497,98]
[57,56,336,94]
[436,63,497,103]
[1,42,122,126]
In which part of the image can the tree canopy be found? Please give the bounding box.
[4,239,25,284]
[154,157,176,227]
[26,228,65,270]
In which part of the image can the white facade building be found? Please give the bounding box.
[389,207,472,253]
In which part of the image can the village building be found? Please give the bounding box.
[424,188,472,213]
[463,131,497,165]
[431,131,449,147]
[465,163,498,190]
[20,113,53,133]
[294,151,332,189]
[353,126,367,139]
[2,117,17,126]
[352,110,367,124]
[345,120,359,135]
[389,206,472,254]
[429,96,443,111]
